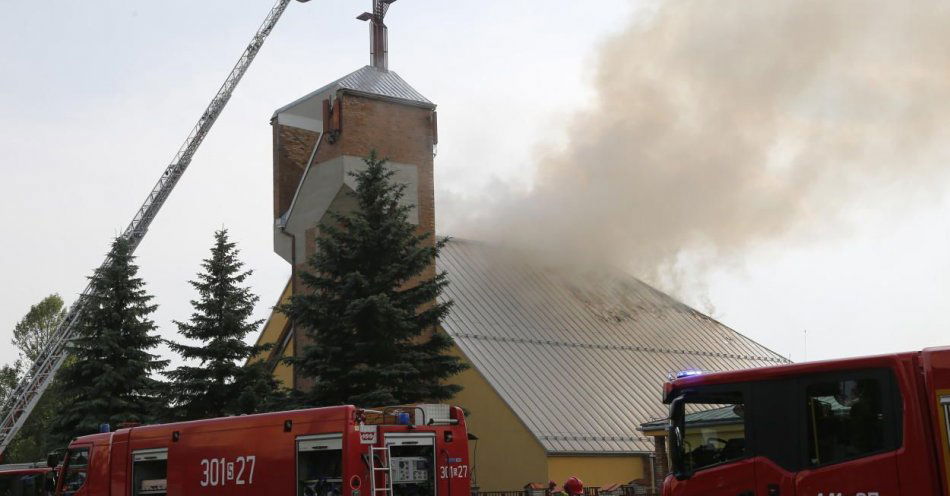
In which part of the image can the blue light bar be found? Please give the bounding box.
[675,370,704,379]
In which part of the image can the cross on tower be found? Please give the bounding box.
[357,0,396,71]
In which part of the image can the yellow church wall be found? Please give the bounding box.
[250,279,295,388]
[449,347,549,491]
[273,335,295,388]
[251,280,292,362]
[547,456,647,488]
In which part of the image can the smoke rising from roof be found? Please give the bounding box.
[447,0,950,294]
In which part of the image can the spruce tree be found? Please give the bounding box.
[283,151,467,407]
[51,238,168,442]
[166,230,281,420]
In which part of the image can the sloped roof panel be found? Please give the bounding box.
[336,66,433,107]
[640,405,739,432]
[436,239,788,454]
[273,65,434,118]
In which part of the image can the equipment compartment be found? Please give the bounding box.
[297,434,343,496]
[132,449,168,496]
[385,434,436,496]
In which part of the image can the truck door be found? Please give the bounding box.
[751,378,798,496]
[297,434,344,496]
[794,369,901,496]
[384,433,436,496]
[57,446,91,496]
[666,385,756,496]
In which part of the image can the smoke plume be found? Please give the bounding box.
[450,0,950,294]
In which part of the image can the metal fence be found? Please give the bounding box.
[589,486,658,496]
[478,491,526,496]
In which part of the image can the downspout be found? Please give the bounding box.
[276,130,323,392]
[278,227,297,391]
[649,453,656,491]
[280,228,297,294]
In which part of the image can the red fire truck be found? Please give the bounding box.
[48,404,470,496]
[0,462,55,495]
[661,347,950,496]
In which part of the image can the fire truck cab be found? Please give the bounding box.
[49,404,470,496]
[662,347,950,496]
[0,462,55,496]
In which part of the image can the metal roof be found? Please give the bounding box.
[436,239,789,454]
[639,405,740,432]
[273,65,434,117]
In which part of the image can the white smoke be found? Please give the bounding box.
[448,0,950,295]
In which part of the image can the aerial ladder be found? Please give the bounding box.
[0,0,312,455]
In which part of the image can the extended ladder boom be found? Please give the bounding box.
[0,0,299,455]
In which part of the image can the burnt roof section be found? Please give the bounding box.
[437,239,788,454]
[273,65,434,118]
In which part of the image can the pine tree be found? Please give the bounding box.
[51,238,168,442]
[283,151,467,407]
[166,230,282,420]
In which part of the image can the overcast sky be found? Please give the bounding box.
[1,0,948,371]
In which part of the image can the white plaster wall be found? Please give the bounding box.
[273,154,419,264]
[275,89,332,133]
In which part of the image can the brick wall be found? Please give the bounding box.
[275,91,438,391]
[273,123,320,219]
[652,436,668,491]
[316,93,436,240]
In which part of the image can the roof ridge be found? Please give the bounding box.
[452,332,787,363]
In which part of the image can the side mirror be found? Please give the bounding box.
[668,396,690,481]
[46,451,62,469]
[670,425,686,480]
[671,425,683,448]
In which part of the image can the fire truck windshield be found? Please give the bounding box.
[669,389,747,478]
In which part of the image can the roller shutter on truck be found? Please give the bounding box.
[132,448,168,496]
[297,433,343,496]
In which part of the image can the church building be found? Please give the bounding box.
[253,1,789,491]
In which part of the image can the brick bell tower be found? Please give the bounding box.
[268,0,437,390]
